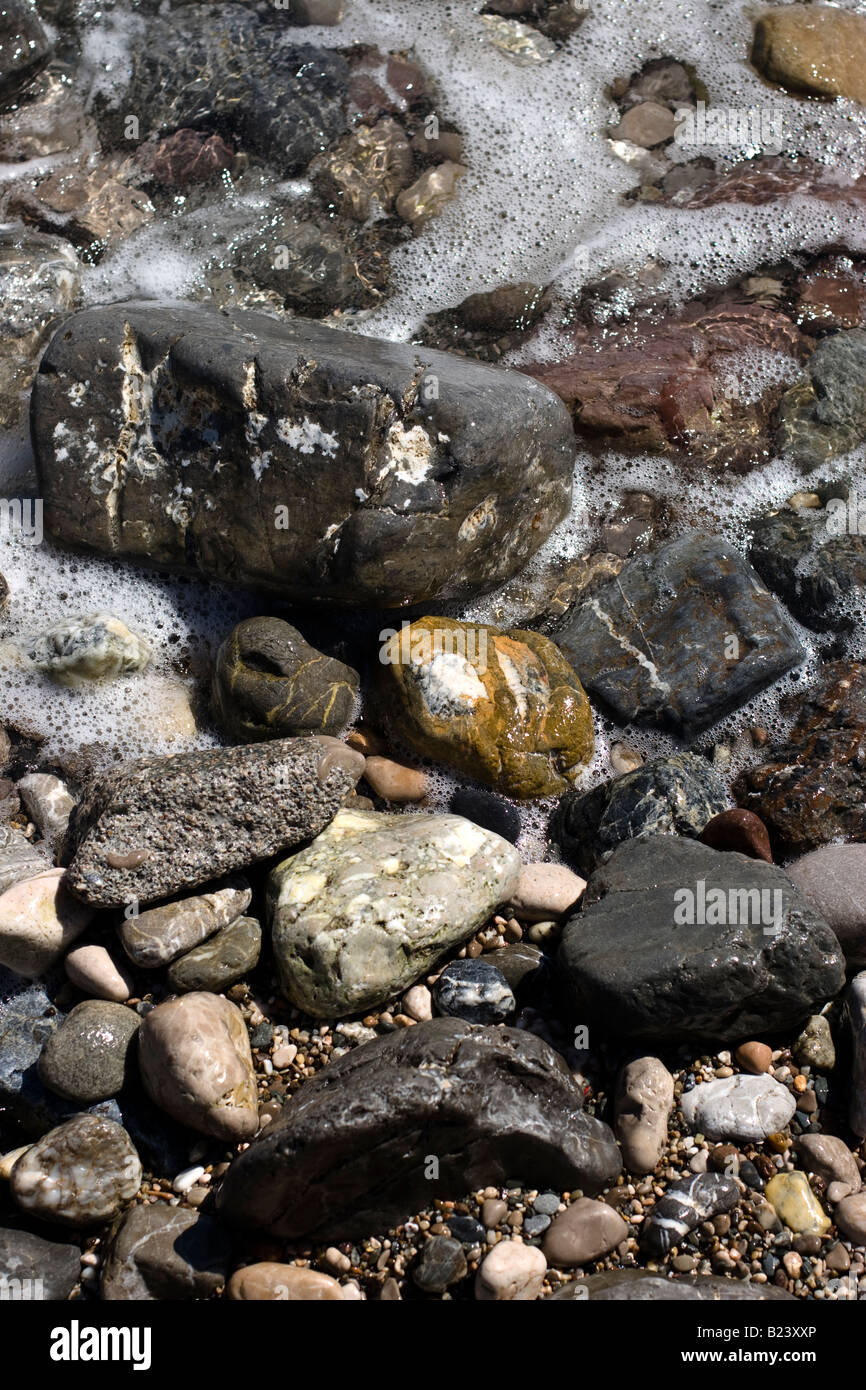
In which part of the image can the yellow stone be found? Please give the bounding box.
[765,1171,831,1235]
[752,6,866,104]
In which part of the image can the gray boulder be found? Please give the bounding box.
[0,1226,80,1301]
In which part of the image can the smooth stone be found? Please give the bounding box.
[0,869,93,977]
[64,942,134,1002]
[64,735,364,907]
[413,1235,467,1292]
[448,787,521,843]
[846,972,866,1138]
[0,1143,31,1179]
[765,1172,831,1235]
[0,1225,80,1300]
[166,916,261,994]
[22,613,151,686]
[787,844,866,968]
[542,1198,628,1267]
[137,992,258,1141]
[402,984,433,1022]
[362,756,428,803]
[548,1270,795,1300]
[217,1019,622,1240]
[475,1241,546,1301]
[101,1204,232,1300]
[10,1115,141,1226]
[700,809,773,864]
[492,942,548,1001]
[735,1041,774,1075]
[16,773,74,845]
[227,1264,345,1300]
[482,1198,507,1228]
[269,809,521,1017]
[643,1174,739,1256]
[610,100,676,147]
[793,1014,835,1071]
[748,504,866,633]
[0,824,49,895]
[615,1056,674,1174]
[834,1192,866,1244]
[752,5,866,103]
[508,863,586,921]
[212,616,358,742]
[118,877,251,968]
[433,959,515,1024]
[38,1000,139,1102]
[796,1135,861,1193]
[680,1075,797,1142]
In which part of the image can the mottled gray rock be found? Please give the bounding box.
[32,301,574,609]
[10,1115,142,1226]
[776,330,866,468]
[212,617,358,742]
[643,1173,739,1256]
[63,735,364,907]
[118,877,251,968]
[21,614,151,687]
[547,1269,795,1300]
[748,505,866,633]
[269,809,521,1017]
[217,1019,623,1239]
[0,0,52,100]
[615,1056,674,1174]
[16,773,74,847]
[0,824,49,895]
[846,972,866,1139]
[38,1000,139,1103]
[101,1204,232,1301]
[554,534,805,736]
[552,752,731,877]
[680,1075,797,1142]
[557,837,844,1040]
[787,844,866,969]
[793,1013,836,1071]
[412,1235,467,1293]
[0,1226,80,1300]
[433,959,515,1024]
[166,916,261,994]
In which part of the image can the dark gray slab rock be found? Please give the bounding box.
[0,0,52,101]
[217,1018,622,1239]
[94,5,347,174]
[642,1173,739,1256]
[557,837,845,1041]
[37,1001,140,1104]
[101,1204,232,1301]
[547,1270,795,1300]
[776,330,866,469]
[0,1226,80,1300]
[552,752,731,877]
[166,915,261,994]
[553,533,805,736]
[31,301,575,609]
[748,504,866,633]
[63,735,364,907]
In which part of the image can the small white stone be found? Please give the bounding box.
[475,1240,546,1301]
[172,1165,206,1194]
[403,984,433,1022]
[680,1074,796,1142]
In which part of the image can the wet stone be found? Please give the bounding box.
[0,1225,80,1300]
[699,808,773,864]
[680,1075,797,1143]
[413,1235,467,1292]
[0,229,79,431]
[787,844,866,969]
[0,0,52,101]
[101,1204,232,1301]
[643,1174,739,1256]
[752,5,866,104]
[118,877,251,969]
[548,1269,795,1300]
[748,503,866,633]
[21,613,151,686]
[38,1000,139,1103]
[166,916,261,995]
[10,1114,142,1227]
[433,959,515,1024]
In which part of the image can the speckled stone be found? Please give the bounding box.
[475,1240,546,1301]
[413,1235,468,1292]
[101,1204,232,1300]
[227,1263,345,1300]
[433,959,515,1024]
[10,1115,141,1226]
[119,877,251,968]
[542,1197,628,1267]
[793,1013,836,1070]
[765,1171,831,1235]
[38,1000,139,1102]
[16,773,74,845]
[615,1056,674,1174]
[680,1074,796,1142]
[166,915,261,994]
[269,809,521,1017]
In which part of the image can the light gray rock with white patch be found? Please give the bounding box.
[643,1173,739,1256]
[16,773,75,848]
[21,613,151,686]
[680,1074,796,1143]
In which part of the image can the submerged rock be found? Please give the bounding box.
[775,331,866,468]
[752,5,866,104]
[0,0,52,101]
[0,229,79,431]
[748,504,866,633]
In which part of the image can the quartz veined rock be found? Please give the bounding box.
[101,1204,232,1301]
[118,877,251,968]
[31,301,575,609]
[643,1173,739,1255]
[10,1114,142,1226]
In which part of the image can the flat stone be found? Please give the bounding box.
[680,1075,797,1143]
[610,101,676,148]
[119,877,251,968]
[0,1225,80,1301]
[101,1204,232,1300]
[508,863,586,920]
[542,1197,628,1267]
[787,844,866,968]
[413,1235,467,1292]
[557,837,843,1040]
[64,942,134,1002]
[475,1240,546,1301]
[643,1174,739,1256]
[38,1000,139,1102]
[226,1263,345,1300]
[615,1056,674,1174]
[547,1269,795,1300]
[138,992,258,1141]
[217,1019,622,1240]
[32,301,574,610]
[269,809,521,1018]
[748,504,866,633]
[433,959,515,1024]
[834,1192,866,1244]
[846,972,866,1138]
[796,1134,861,1193]
[166,916,261,994]
[378,618,594,798]
[0,869,93,977]
[752,5,866,103]
[64,735,364,907]
[765,1172,831,1235]
[10,1115,141,1226]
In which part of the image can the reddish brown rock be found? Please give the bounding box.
[700,808,774,864]
[655,156,866,210]
[147,129,239,189]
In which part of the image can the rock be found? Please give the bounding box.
[846,972,866,1138]
[787,844,866,968]
[475,1240,546,1301]
[217,1019,622,1239]
[413,1235,467,1292]
[0,1225,79,1300]
[0,60,90,162]
[118,877,251,969]
[734,662,866,855]
[547,1269,795,1300]
[542,1198,628,1267]
[480,14,555,66]
[10,1115,141,1226]
[378,618,594,798]
[448,787,521,843]
[765,1172,831,1235]
[101,1205,232,1300]
[508,863,586,920]
[432,960,515,1024]
[32,301,575,610]
[137,992,258,1141]
[700,809,773,865]
[834,1192,866,1244]
[145,129,239,189]
[643,1174,739,1256]
[0,230,79,431]
[284,0,344,22]
[735,1041,773,1075]
[488,943,548,1002]
[311,118,413,220]
[748,505,866,634]
[680,1075,797,1143]
[166,916,261,995]
[456,282,549,334]
[402,983,433,1023]
[9,163,154,261]
[610,101,676,148]
[0,0,52,100]
[226,1264,345,1300]
[793,1014,835,1071]
[16,773,74,846]
[0,824,49,894]
[21,613,151,686]
[752,5,866,103]
[269,809,521,1017]
[776,331,866,468]
[552,753,730,877]
[395,160,467,229]
[212,617,358,742]
[614,1056,674,1174]
[64,942,134,1002]
[0,870,93,978]
[557,837,843,1040]
[362,757,427,803]
[38,1000,139,1103]
[796,1135,861,1193]
[64,735,364,908]
[553,534,805,737]
[226,212,383,317]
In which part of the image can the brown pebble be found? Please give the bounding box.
[735,1041,774,1075]
[482,1199,507,1228]
[699,808,773,863]
[362,756,427,803]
